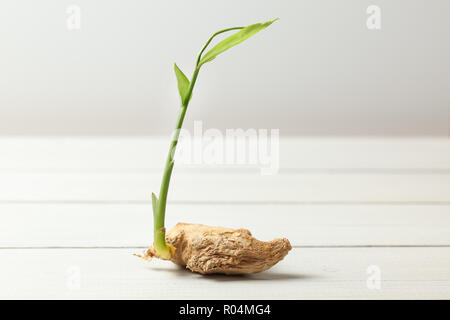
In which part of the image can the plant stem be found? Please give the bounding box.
[152,27,243,258]
[152,68,199,258]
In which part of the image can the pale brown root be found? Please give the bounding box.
[139,222,292,275]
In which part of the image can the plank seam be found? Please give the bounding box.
[2,168,450,174]
[1,200,449,205]
[1,245,450,250]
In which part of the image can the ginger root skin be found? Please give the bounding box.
[141,222,292,275]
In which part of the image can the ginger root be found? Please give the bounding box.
[139,223,292,275]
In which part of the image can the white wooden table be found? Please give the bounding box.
[0,137,449,299]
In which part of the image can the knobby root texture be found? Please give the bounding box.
[138,222,292,275]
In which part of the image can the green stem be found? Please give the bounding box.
[152,68,199,258]
[152,27,243,258]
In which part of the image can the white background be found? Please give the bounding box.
[1,0,449,136]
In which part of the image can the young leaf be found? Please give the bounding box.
[151,192,159,216]
[199,18,278,66]
[174,63,190,104]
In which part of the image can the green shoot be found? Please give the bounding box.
[151,18,278,259]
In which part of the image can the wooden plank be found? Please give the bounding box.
[0,137,449,171]
[0,171,448,202]
[0,247,449,299]
[1,203,449,247]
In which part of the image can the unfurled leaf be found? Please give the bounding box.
[199,18,278,66]
[174,63,190,104]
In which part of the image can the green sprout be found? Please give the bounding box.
[151,18,278,259]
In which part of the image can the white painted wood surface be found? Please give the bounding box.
[0,137,449,299]
[1,248,449,299]
[1,204,450,247]
[1,171,449,202]
[1,137,449,170]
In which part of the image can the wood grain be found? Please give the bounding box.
[1,137,448,170]
[0,247,449,299]
[1,203,449,247]
[1,137,449,299]
[0,171,449,202]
